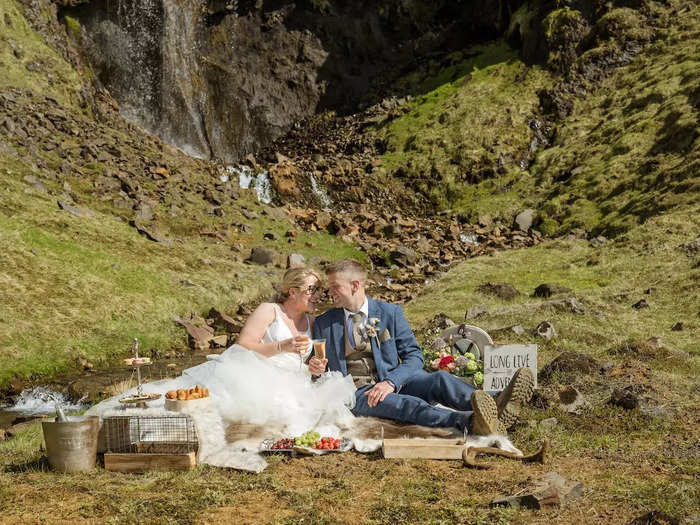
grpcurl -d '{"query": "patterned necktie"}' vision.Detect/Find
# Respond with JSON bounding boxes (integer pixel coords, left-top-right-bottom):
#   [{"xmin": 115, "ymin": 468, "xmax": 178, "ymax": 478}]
[{"xmin": 351, "ymin": 312, "xmax": 369, "ymax": 351}]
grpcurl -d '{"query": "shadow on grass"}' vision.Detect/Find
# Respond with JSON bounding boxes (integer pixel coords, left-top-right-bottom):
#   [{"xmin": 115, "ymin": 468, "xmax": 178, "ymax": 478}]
[{"xmin": 4, "ymin": 455, "xmax": 51, "ymax": 473}]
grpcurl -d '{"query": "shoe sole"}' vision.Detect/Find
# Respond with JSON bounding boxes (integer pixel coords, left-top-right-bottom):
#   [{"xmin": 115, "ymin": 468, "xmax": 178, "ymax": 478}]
[
  {"xmin": 498, "ymin": 368, "xmax": 535, "ymax": 429},
  {"xmin": 471, "ymin": 391, "xmax": 506, "ymax": 435}
]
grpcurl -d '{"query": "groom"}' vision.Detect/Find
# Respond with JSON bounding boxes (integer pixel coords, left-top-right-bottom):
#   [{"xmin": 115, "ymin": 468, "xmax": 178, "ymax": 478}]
[{"xmin": 310, "ymin": 258, "xmax": 534, "ymax": 435}]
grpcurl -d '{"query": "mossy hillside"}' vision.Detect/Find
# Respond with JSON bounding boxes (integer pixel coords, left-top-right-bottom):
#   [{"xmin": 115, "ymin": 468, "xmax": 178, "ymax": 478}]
[
  {"xmin": 0, "ymin": 0, "xmax": 83, "ymax": 108},
  {"xmin": 532, "ymin": 5, "xmax": 700, "ymax": 235},
  {"xmin": 406, "ymin": 204, "xmax": 700, "ymax": 363},
  {"xmin": 377, "ymin": 41, "xmax": 553, "ymax": 213}
]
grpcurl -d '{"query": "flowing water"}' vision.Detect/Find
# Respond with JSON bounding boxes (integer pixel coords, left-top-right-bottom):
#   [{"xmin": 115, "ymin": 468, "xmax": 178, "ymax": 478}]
[
  {"xmin": 228, "ymin": 165, "xmax": 274, "ymax": 203},
  {"xmin": 2, "ymin": 387, "xmax": 87, "ymax": 417},
  {"xmin": 309, "ymin": 172, "xmax": 332, "ymax": 209}
]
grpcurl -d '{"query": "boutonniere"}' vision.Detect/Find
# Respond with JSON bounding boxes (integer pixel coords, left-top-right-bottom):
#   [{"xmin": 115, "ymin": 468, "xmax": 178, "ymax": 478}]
[{"xmin": 366, "ymin": 318, "xmax": 391, "ymax": 345}]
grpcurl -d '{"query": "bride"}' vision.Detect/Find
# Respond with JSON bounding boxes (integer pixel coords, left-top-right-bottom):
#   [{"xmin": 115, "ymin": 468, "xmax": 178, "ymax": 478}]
[{"xmin": 181, "ymin": 266, "xmax": 356, "ymax": 434}]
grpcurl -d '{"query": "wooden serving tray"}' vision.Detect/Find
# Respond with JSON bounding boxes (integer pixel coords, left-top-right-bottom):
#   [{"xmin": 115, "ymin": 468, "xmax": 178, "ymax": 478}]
[
  {"xmin": 382, "ymin": 438, "xmax": 466, "ymax": 460},
  {"xmin": 104, "ymin": 452, "xmax": 196, "ymax": 472}
]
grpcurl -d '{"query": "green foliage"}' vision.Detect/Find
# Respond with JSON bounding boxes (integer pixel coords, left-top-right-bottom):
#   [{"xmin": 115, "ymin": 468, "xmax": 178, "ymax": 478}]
[{"xmin": 0, "ymin": 0, "xmax": 83, "ymax": 107}]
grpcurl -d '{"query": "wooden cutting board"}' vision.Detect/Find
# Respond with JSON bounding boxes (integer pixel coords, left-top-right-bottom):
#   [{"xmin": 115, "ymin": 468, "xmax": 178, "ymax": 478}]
[{"xmin": 382, "ymin": 439, "xmax": 466, "ymax": 460}]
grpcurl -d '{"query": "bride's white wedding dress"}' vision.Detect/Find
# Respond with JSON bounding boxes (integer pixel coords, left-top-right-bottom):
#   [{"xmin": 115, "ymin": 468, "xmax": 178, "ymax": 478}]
[{"xmin": 87, "ymin": 305, "xmax": 357, "ymax": 472}]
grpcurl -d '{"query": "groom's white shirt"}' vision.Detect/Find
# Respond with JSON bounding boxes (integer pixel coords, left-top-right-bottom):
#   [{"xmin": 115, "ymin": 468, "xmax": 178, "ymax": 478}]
[{"xmin": 343, "ymin": 297, "xmax": 369, "ymax": 343}]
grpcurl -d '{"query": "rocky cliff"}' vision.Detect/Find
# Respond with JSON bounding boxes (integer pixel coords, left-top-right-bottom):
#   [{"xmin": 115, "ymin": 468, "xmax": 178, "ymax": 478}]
[{"xmin": 58, "ymin": 0, "xmax": 525, "ymax": 162}]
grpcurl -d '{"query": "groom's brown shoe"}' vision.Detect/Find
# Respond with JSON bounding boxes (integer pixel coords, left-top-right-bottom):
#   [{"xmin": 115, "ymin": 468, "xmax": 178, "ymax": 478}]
[
  {"xmin": 470, "ymin": 391, "xmax": 506, "ymax": 435},
  {"xmin": 495, "ymin": 367, "xmax": 535, "ymax": 430}
]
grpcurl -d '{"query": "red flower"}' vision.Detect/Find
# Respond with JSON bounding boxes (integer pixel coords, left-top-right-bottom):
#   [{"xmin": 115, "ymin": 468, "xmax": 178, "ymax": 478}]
[{"xmin": 438, "ymin": 355, "xmax": 455, "ymax": 370}]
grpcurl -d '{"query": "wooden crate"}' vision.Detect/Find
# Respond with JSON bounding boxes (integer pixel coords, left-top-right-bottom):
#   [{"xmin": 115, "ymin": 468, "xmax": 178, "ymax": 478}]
[
  {"xmin": 104, "ymin": 451, "xmax": 196, "ymax": 473},
  {"xmin": 382, "ymin": 439, "xmax": 466, "ymax": 460}
]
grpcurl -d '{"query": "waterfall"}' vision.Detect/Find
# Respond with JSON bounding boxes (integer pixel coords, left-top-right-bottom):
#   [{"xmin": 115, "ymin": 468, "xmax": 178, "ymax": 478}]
[
  {"xmin": 309, "ymin": 172, "xmax": 332, "ymax": 209},
  {"xmin": 227, "ymin": 165, "xmax": 274, "ymax": 204}
]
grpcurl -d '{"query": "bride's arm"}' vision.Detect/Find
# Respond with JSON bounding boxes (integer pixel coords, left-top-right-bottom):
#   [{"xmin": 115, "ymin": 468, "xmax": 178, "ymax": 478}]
[{"xmin": 236, "ymin": 303, "xmax": 302, "ymax": 357}]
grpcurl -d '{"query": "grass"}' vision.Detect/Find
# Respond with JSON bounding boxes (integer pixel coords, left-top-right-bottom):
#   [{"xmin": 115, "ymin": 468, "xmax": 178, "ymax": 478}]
[
  {"xmin": 0, "ymin": 0, "xmax": 83, "ymax": 108},
  {"xmin": 378, "ymin": 1, "xmax": 700, "ymax": 234},
  {"xmin": 377, "ymin": 40, "xmax": 553, "ymax": 214}
]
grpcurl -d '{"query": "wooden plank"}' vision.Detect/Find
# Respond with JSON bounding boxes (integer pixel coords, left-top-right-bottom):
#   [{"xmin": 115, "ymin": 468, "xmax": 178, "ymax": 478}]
[
  {"xmin": 382, "ymin": 439, "xmax": 466, "ymax": 460},
  {"xmin": 104, "ymin": 452, "xmax": 196, "ymax": 472}
]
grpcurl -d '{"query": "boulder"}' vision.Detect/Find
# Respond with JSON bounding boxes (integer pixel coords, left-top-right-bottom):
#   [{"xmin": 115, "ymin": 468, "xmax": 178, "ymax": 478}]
[
  {"xmin": 464, "ymin": 305, "xmax": 488, "ymax": 320},
  {"xmin": 286, "ymin": 253, "xmax": 306, "ymax": 268},
  {"xmin": 609, "ymin": 386, "xmax": 639, "ymax": 410},
  {"xmin": 514, "ymin": 209, "xmax": 535, "ymax": 232},
  {"xmin": 246, "ymin": 247, "xmax": 277, "ymax": 266},
  {"xmin": 536, "ymin": 321, "xmax": 556, "ymax": 340},
  {"xmin": 391, "ymin": 246, "xmax": 418, "ymax": 267},
  {"xmin": 207, "ymin": 308, "xmax": 240, "ymax": 333}
]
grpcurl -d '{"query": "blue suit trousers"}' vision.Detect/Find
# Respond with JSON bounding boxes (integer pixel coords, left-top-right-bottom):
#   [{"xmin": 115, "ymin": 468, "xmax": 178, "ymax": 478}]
[{"xmin": 351, "ymin": 370, "xmax": 477, "ymax": 431}]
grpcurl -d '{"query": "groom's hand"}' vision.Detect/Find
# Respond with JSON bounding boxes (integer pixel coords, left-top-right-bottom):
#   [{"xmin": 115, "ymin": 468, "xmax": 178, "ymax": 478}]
[
  {"xmin": 365, "ymin": 381, "xmax": 395, "ymax": 407},
  {"xmin": 308, "ymin": 356, "xmax": 327, "ymax": 375}
]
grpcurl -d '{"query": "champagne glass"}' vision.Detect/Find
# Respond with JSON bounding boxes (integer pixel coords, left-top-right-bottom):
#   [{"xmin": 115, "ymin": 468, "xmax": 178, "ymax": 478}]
[{"xmin": 294, "ymin": 334, "xmax": 310, "ymax": 369}]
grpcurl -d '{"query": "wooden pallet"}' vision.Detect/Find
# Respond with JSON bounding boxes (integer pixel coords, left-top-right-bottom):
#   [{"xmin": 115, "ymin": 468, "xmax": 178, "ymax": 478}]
[
  {"xmin": 104, "ymin": 452, "xmax": 196, "ymax": 472},
  {"xmin": 382, "ymin": 439, "xmax": 466, "ymax": 460}
]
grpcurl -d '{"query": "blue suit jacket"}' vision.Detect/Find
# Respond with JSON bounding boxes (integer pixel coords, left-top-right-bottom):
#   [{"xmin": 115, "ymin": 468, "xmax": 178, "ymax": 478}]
[{"xmin": 312, "ymin": 297, "xmax": 424, "ymax": 391}]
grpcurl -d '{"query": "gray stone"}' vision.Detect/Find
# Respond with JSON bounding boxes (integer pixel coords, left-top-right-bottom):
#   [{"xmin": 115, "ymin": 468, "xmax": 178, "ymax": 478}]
[
  {"xmin": 247, "ymin": 246, "xmax": 277, "ymax": 265},
  {"xmin": 286, "ymin": 253, "xmax": 306, "ymax": 268},
  {"xmin": 609, "ymin": 387, "xmax": 639, "ymax": 410},
  {"xmin": 491, "ymin": 472, "xmax": 583, "ymax": 509},
  {"xmin": 57, "ymin": 200, "xmax": 95, "ymax": 218},
  {"xmin": 557, "ymin": 385, "xmax": 589, "ymax": 414},
  {"xmin": 536, "ymin": 320, "xmax": 556, "ymax": 340},
  {"xmin": 134, "ymin": 201, "xmax": 154, "ymax": 221},
  {"xmin": 679, "ymin": 236, "xmax": 700, "ymax": 256},
  {"xmin": 391, "ymin": 246, "xmax": 418, "ymax": 267},
  {"xmin": 632, "ymin": 298, "xmax": 649, "ymax": 309},
  {"xmin": 514, "ymin": 208, "xmax": 535, "ymax": 232},
  {"xmin": 465, "ymin": 305, "xmax": 488, "ymax": 320}
]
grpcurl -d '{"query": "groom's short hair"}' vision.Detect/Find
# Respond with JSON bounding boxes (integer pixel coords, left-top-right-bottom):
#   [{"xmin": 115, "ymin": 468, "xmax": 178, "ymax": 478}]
[{"xmin": 326, "ymin": 259, "xmax": 366, "ymax": 282}]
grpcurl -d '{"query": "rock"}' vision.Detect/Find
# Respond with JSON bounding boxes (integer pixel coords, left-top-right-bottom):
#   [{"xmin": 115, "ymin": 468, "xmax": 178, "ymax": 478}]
[
  {"xmin": 610, "ymin": 386, "xmax": 639, "ymax": 410},
  {"xmin": 263, "ymin": 232, "xmax": 278, "ymax": 240},
  {"xmin": 491, "ymin": 472, "xmax": 583, "ymax": 509},
  {"xmin": 134, "ymin": 201, "xmax": 154, "ymax": 221},
  {"xmin": 671, "ymin": 322, "xmax": 684, "ymax": 331},
  {"xmin": 464, "ymin": 305, "xmax": 488, "ymax": 320},
  {"xmin": 207, "ymin": 308, "xmax": 240, "ymax": 332},
  {"xmin": 23, "ymin": 174, "xmax": 47, "ymax": 193},
  {"xmin": 608, "ymin": 338, "xmax": 673, "ymax": 359},
  {"xmin": 391, "ymin": 246, "xmax": 418, "ymax": 267},
  {"xmin": 286, "ymin": 253, "xmax": 306, "ymax": 268},
  {"xmin": 154, "ymin": 167, "xmax": 170, "ymax": 179},
  {"xmin": 514, "ymin": 209, "xmax": 535, "ymax": 232},
  {"xmin": 476, "ymin": 282, "xmax": 520, "ymax": 300},
  {"xmin": 314, "ymin": 211, "xmax": 332, "ymax": 230},
  {"xmin": 246, "ymin": 247, "xmax": 277, "ymax": 266},
  {"xmin": 210, "ymin": 335, "xmax": 229, "ymax": 347},
  {"xmin": 174, "ymin": 317, "xmax": 214, "ymax": 350},
  {"xmin": 589, "ymin": 235, "xmax": 607, "ymax": 247},
  {"xmin": 632, "ymin": 299, "xmax": 649, "ymax": 309},
  {"xmin": 540, "ymin": 351, "xmax": 600, "ymax": 382},
  {"xmin": 539, "ymin": 417, "xmax": 558, "ymax": 432},
  {"xmin": 242, "ymin": 209, "xmax": 259, "ymax": 220},
  {"xmin": 430, "ymin": 313, "xmax": 455, "ymax": 330},
  {"xmin": 57, "ymin": 199, "xmax": 95, "ymax": 218},
  {"xmin": 8, "ymin": 376, "xmax": 24, "ymax": 395},
  {"xmin": 129, "ymin": 221, "xmax": 171, "ymax": 244},
  {"xmin": 534, "ymin": 283, "xmax": 572, "ymax": 298},
  {"xmin": 557, "ymin": 385, "xmax": 589, "ymax": 413},
  {"xmin": 536, "ymin": 321, "xmax": 556, "ymax": 340},
  {"xmin": 626, "ymin": 510, "xmax": 680, "ymax": 525}
]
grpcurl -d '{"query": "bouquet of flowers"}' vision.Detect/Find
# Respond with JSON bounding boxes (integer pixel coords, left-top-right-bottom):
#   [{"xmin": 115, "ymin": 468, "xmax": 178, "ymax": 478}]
[{"xmin": 424, "ymin": 337, "xmax": 484, "ymax": 387}]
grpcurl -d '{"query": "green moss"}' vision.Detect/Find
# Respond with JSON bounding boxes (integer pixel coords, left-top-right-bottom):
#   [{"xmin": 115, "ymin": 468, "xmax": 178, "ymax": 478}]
[
  {"xmin": 378, "ymin": 40, "xmax": 553, "ymax": 218},
  {"xmin": 596, "ymin": 8, "xmax": 654, "ymax": 43},
  {"xmin": 0, "ymin": 0, "xmax": 83, "ymax": 107},
  {"xmin": 63, "ymin": 15, "xmax": 81, "ymax": 41}
]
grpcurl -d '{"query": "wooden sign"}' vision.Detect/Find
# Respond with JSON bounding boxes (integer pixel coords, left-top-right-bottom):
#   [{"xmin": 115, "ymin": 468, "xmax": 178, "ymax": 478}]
[{"xmin": 483, "ymin": 344, "xmax": 537, "ymax": 392}]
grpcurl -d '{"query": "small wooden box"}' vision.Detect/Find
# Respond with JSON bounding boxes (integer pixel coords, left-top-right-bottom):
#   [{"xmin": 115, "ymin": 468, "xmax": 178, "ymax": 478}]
[
  {"xmin": 382, "ymin": 439, "xmax": 466, "ymax": 460},
  {"xmin": 164, "ymin": 396, "xmax": 212, "ymax": 414},
  {"xmin": 104, "ymin": 451, "xmax": 196, "ymax": 473}
]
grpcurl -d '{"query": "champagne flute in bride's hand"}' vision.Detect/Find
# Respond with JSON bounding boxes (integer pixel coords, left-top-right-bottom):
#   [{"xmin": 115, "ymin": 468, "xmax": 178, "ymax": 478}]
[{"xmin": 294, "ymin": 334, "xmax": 310, "ymax": 369}]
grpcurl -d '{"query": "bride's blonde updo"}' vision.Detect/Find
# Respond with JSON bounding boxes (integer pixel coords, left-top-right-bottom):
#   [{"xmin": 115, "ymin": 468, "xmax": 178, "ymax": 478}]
[{"xmin": 273, "ymin": 267, "xmax": 322, "ymax": 303}]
